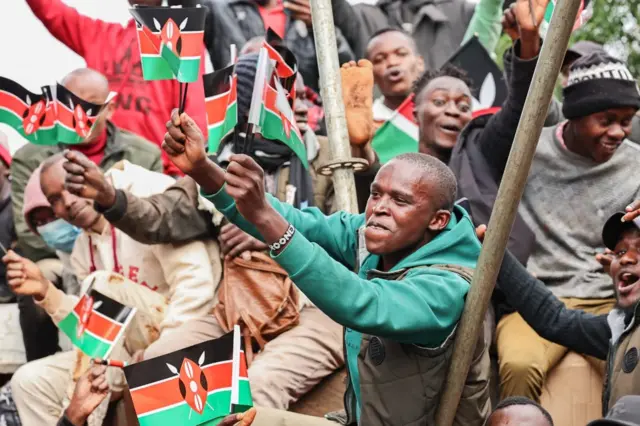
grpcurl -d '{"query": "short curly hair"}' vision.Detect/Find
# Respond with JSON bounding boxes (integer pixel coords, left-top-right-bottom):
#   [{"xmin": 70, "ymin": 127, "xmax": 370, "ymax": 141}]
[{"xmin": 412, "ymin": 64, "xmax": 473, "ymax": 103}]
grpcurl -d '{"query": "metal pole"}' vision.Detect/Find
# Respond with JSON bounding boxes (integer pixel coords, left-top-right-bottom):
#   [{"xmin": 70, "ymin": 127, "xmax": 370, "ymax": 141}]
[
  {"xmin": 435, "ymin": 0, "xmax": 584, "ymax": 424},
  {"xmin": 308, "ymin": 0, "xmax": 359, "ymax": 214}
]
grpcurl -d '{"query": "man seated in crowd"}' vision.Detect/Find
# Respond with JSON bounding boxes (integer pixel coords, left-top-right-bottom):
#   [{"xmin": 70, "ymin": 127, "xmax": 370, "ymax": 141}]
[
  {"xmin": 12, "ymin": 68, "xmax": 163, "ymax": 363},
  {"xmin": 61, "ymin": 53, "xmax": 342, "ymax": 411},
  {"xmin": 487, "ymin": 201, "xmax": 640, "ymax": 413},
  {"xmin": 25, "ymin": 0, "xmax": 207, "ymax": 176},
  {"xmin": 0, "ymin": 131, "xmax": 14, "ymax": 303},
  {"xmin": 162, "ymin": 106, "xmax": 490, "ymax": 424},
  {"xmin": 6, "ymin": 153, "xmax": 222, "ymax": 425},
  {"xmin": 487, "ymin": 48, "xmax": 640, "ymax": 402}
]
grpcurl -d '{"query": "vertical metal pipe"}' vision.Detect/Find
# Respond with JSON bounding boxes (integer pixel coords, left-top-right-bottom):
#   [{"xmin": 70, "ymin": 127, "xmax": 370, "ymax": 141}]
[
  {"xmin": 435, "ymin": 0, "xmax": 584, "ymax": 424},
  {"xmin": 308, "ymin": 0, "xmax": 359, "ymax": 214}
]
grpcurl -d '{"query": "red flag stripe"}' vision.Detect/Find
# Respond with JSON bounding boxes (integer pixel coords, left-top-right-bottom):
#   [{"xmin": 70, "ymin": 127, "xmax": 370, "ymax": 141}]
[
  {"xmin": 72, "ymin": 295, "xmax": 123, "ymax": 342},
  {"xmin": 136, "ymin": 28, "xmax": 203, "ymax": 57},
  {"xmin": 0, "ymin": 91, "xmax": 29, "ymax": 116},
  {"xmin": 205, "ymin": 92, "xmax": 232, "ymax": 126},
  {"xmin": 397, "ymin": 94, "xmax": 416, "ymax": 123},
  {"xmin": 262, "ymin": 42, "xmax": 295, "ymax": 78},
  {"xmin": 129, "ymin": 361, "xmax": 234, "ymax": 414}
]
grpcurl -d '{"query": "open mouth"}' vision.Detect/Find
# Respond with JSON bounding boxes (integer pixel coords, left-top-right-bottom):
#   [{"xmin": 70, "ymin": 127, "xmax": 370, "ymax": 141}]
[
  {"xmin": 385, "ymin": 69, "xmax": 404, "ymax": 83},
  {"xmin": 439, "ymin": 123, "xmax": 461, "ymax": 134},
  {"xmin": 618, "ymin": 271, "xmax": 640, "ymax": 294}
]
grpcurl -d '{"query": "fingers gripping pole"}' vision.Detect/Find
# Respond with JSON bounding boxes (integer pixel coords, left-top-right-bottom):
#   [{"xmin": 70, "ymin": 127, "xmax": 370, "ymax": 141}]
[
  {"xmin": 308, "ymin": 0, "xmax": 359, "ymax": 214},
  {"xmin": 435, "ymin": 0, "xmax": 585, "ymax": 424}
]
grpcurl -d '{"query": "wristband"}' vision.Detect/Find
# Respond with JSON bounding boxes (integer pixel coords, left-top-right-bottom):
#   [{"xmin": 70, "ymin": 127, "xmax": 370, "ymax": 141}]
[{"xmin": 269, "ymin": 224, "xmax": 296, "ymax": 252}]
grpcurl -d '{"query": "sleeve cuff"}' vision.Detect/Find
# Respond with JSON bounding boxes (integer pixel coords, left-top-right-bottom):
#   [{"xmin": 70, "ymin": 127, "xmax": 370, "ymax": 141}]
[
  {"xmin": 270, "ymin": 230, "xmax": 314, "ymax": 280},
  {"xmin": 200, "ymin": 184, "xmax": 236, "ymax": 212},
  {"xmin": 35, "ymin": 281, "xmax": 65, "ymax": 316},
  {"xmin": 95, "ymin": 189, "xmax": 128, "ymax": 222}
]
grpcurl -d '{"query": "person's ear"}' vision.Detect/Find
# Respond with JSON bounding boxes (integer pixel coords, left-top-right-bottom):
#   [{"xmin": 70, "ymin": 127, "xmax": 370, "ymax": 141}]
[
  {"xmin": 415, "ymin": 55, "xmax": 425, "ymax": 75},
  {"xmin": 104, "ymin": 102, "xmax": 116, "ymax": 121},
  {"xmin": 427, "ymin": 209, "xmax": 451, "ymax": 232}
]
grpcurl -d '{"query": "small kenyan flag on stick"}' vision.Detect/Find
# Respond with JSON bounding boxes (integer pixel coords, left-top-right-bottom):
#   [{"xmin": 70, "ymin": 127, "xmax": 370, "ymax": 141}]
[
  {"xmin": 129, "ymin": 5, "xmax": 205, "ymax": 83},
  {"xmin": 58, "ymin": 289, "xmax": 136, "ymax": 359},
  {"xmin": 54, "ymin": 83, "xmax": 115, "ymax": 144},
  {"xmin": 0, "ymin": 77, "xmax": 57, "ymax": 145},
  {"xmin": 124, "ymin": 326, "xmax": 252, "ymax": 426},
  {"xmin": 204, "ymin": 64, "xmax": 237, "ymax": 154},
  {"xmin": 262, "ymin": 28, "xmax": 297, "ymax": 104}
]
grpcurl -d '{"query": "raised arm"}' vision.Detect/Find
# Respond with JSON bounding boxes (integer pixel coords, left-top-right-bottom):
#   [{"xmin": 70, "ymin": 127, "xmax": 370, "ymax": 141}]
[
  {"xmin": 161, "ymin": 110, "xmax": 362, "ymax": 267},
  {"xmin": 497, "ymin": 249, "xmax": 610, "ymax": 359},
  {"xmin": 63, "ymin": 151, "xmax": 217, "ymax": 245},
  {"xmin": 25, "ymin": 0, "xmax": 112, "ymax": 57},
  {"xmin": 462, "ymin": 0, "xmax": 504, "ymax": 53},
  {"xmin": 476, "ymin": 0, "xmax": 546, "ymax": 180}
]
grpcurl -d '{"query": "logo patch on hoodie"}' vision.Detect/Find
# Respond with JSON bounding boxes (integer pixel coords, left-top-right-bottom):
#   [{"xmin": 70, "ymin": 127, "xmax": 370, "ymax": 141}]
[
  {"xmin": 369, "ymin": 337, "xmax": 385, "ymax": 366},
  {"xmin": 623, "ymin": 347, "xmax": 638, "ymax": 373}
]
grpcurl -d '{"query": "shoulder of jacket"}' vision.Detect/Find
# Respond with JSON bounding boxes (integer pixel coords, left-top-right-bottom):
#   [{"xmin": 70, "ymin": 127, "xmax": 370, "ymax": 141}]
[
  {"xmin": 14, "ymin": 143, "xmax": 58, "ymax": 163},
  {"xmin": 114, "ymin": 129, "xmax": 161, "ymax": 153}
]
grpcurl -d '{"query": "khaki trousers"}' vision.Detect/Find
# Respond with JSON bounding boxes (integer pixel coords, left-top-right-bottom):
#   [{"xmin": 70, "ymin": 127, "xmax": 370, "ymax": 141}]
[
  {"xmin": 497, "ymin": 297, "xmax": 616, "ymax": 401},
  {"xmin": 251, "ymin": 407, "xmax": 337, "ymax": 425},
  {"xmin": 12, "ymin": 273, "xmax": 344, "ymax": 424}
]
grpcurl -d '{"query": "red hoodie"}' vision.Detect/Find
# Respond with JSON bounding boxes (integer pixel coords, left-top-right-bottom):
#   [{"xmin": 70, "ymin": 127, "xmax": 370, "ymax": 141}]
[{"xmin": 26, "ymin": 0, "xmax": 208, "ymax": 176}]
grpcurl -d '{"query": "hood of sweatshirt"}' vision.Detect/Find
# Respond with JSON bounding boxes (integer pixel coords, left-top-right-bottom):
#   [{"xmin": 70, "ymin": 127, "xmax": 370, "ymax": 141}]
[{"xmin": 22, "ymin": 166, "xmax": 51, "ymax": 236}]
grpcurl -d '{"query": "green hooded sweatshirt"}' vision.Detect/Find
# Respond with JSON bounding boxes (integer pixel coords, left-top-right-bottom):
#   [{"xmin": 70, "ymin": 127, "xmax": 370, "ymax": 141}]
[{"xmin": 204, "ymin": 186, "xmax": 481, "ymax": 419}]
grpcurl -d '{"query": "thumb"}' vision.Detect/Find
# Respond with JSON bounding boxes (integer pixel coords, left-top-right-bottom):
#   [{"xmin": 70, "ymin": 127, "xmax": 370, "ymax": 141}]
[{"xmin": 179, "ymin": 113, "xmax": 201, "ymax": 139}]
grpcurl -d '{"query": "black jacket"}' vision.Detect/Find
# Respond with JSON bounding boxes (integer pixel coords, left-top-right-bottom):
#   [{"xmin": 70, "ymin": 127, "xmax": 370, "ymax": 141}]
[
  {"xmin": 200, "ymin": 0, "xmax": 355, "ymax": 91},
  {"xmin": 0, "ymin": 192, "xmax": 15, "ymax": 302}
]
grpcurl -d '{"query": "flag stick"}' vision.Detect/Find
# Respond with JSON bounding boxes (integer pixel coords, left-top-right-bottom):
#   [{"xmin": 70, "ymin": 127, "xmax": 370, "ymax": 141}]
[
  {"xmin": 434, "ymin": 0, "xmax": 584, "ymax": 424},
  {"xmin": 91, "ymin": 358, "xmax": 128, "ymax": 368},
  {"xmin": 0, "ymin": 241, "xmax": 8, "ymax": 255},
  {"xmin": 179, "ymin": 83, "xmax": 189, "ymax": 114},
  {"xmin": 308, "ymin": 0, "xmax": 359, "ymax": 214},
  {"xmin": 179, "ymin": 83, "xmax": 183, "ymax": 113},
  {"xmin": 244, "ymin": 124, "xmax": 255, "ymax": 155}
]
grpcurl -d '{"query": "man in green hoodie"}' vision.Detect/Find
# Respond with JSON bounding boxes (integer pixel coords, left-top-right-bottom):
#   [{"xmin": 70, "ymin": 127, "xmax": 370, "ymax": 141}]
[{"xmin": 156, "ymin": 110, "xmax": 489, "ymax": 425}]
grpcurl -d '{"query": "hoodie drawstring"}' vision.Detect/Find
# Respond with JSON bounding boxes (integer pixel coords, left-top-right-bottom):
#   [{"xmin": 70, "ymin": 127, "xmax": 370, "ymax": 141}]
[{"xmin": 88, "ymin": 224, "xmax": 120, "ymax": 274}]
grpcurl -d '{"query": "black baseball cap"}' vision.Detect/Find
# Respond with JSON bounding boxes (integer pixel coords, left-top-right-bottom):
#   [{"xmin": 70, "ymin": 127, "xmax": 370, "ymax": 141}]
[
  {"xmin": 588, "ymin": 396, "xmax": 640, "ymax": 425},
  {"xmin": 563, "ymin": 41, "xmax": 606, "ymax": 68},
  {"xmin": 602, "ymin": 212, "xmax": 640, "ymax": 251}
]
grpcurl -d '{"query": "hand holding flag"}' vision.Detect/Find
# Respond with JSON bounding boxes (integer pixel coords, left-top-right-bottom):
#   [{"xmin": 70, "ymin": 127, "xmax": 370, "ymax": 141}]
[{"xmin": 163, "ymin": 109, "xmax": 209, "ymax": 175}]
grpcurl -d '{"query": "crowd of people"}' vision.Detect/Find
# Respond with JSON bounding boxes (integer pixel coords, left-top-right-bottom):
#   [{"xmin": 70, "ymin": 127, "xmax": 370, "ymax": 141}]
[{"xmin": 1, "ymin": 0, "xmax": 640, "ymax": 425}]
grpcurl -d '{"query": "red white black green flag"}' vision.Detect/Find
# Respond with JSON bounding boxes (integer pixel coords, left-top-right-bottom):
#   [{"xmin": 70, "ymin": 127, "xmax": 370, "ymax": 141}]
[
  {"xmin": 124, "ymin": 326, "xmax": 253, "ymax": 426},
  {"xmin": 0, "ymin": 77, "xmax": 115, "ymax": 145},
  {"xmin": 130, "ymin": 5, "xmax": 205, "ymax": 83},
  {"xmin": 247, "ymin": 49, "xmax": 308, "ymax": 169},
  {"xmin": 204, "ymin": 64, "xmax": 237, "ymax": 154},
  {"xmin": 58, "ymin": 288, "xmax": 136, "ymax": 359}
]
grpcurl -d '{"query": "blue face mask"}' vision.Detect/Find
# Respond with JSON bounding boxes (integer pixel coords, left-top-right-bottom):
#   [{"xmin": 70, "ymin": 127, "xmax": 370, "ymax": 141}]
[{"xmin": 37, "ymin": 219, "xmax": 82, "ymax": 254}]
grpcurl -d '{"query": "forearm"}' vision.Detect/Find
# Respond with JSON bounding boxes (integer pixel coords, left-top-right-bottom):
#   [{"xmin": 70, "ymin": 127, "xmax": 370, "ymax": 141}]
[
  {"xmin": 189, "ymin": 159, "xmax": 226, "ymax": 195},
  {"xmin": 462, "ymin": 0, "xmax": 504, "ymax": 52},
  {"xmin": 497, "ymin": 250, "xmax": 610, "ymax": 359},
  {"xmin": 98, "ymin": 181, "xmax": 216, "ymax": 245}
]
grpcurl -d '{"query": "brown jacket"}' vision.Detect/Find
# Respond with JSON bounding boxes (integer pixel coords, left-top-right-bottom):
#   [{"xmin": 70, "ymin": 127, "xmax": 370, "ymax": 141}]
[
  {"xmin": 605, "ymin": 306, "xmax": 640, "ymax": 411},
  {"xmin": 101, "ymin": 136, "xmax": 334, "ymax": 245},
  {"xmin": 329, "ymin": 264, "xmax": 491, "ymax": 426}
]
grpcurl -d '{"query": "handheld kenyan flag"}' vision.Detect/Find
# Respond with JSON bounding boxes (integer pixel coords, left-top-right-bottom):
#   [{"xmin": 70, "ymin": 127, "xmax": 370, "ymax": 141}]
[
  {"xmin": 124, "ymin": 326, "xmax": 253, "ymax": 426},
  {"xmin": 130, "ymin": 5, "xmax": 205, "ymax": 83},
  {"xmin": 371, "ymin": 94, "xmax": 419, "ymax": 164},
  {"xmin": 262, "ymin": 28, "xmax": 297, "ymax": 102},
  {"xmin": 0, "ymin": 77, "xmax": 57, "ymax": 144},
  {"xmin": 252, "ymin": 75, "xmax": 308, "ymax": 169},
  {"xmin": 58, "ymin": 289, "xmax": 136, "ymax": 359},
  {"xmin": 54, "ymin": 83, "xmax": 110, "ymax": 144},
  {"xmin": 204, "ymin": 65, "xmax": 237, "ymax": 154}
]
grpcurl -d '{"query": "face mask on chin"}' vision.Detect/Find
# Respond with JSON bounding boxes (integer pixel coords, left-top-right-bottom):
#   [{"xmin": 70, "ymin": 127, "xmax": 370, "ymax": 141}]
[{"xmin": 37, "ymin": 219, "xmax": 82, "ymax": 254}]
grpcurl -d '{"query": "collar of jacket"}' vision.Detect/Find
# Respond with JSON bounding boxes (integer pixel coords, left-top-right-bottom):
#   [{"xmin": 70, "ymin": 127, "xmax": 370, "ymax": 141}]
[
  {"xmin": 452, "ymin": 113, "xmax": 491, "ymax": 153},
  {"xmin": 54, "ymin": 121, "xmax": 125, "ymax": 166},
  {"xmin": 608, "ymin": 303, "xmax": 640, "ymax": 346}
]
